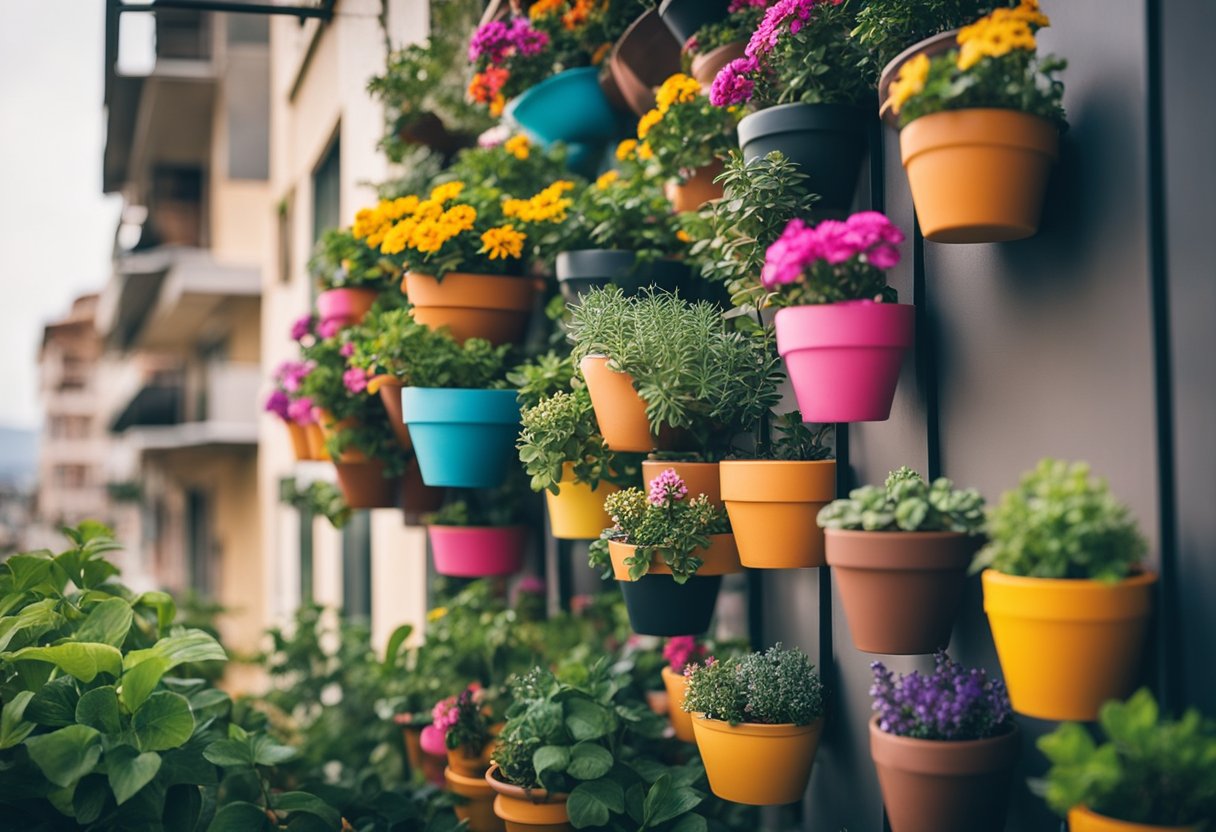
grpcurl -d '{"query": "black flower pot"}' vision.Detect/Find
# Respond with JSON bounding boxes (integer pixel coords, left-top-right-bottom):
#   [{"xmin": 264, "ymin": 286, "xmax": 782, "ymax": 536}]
[
  {"xmin": 618, "ymin": 575, "xmax": 723, "ymax": 636},
  {"xmin": 737, "ymin": 103, "xmax": 871, "ymax": 214},
  {"xmin": 555, "ymin": 249, "xmax": 689, "ymax": 304},
  {"xmin": 658, "ymin": 0, "xmax": 731, "ymax": 45}
]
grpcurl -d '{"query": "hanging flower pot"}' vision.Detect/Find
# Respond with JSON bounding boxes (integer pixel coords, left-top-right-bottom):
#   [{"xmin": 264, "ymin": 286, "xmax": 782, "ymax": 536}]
[
  {"xmin": 486, "ymin": 765, "xmax": 572, "ymax": 832},
  {"xmin": 545, "ymin": 463, "xmax": 620, "ymax": 540},
  {"xmin": 1067, "ymin": 808, "xmax": 1201, "ymax": 832},
  {"xmin": 316, "ymin": 287, "xmax": 379, "ymax": 328},
  {"xmin": 427, "ymin": 525, "xmax": 526, "ymax": 578},
  {"xmin": 690, "ymin": 41, "xmax": 747, "ymax": 90},
  {"xmin": 608, "ymin": 535, "xmax": 739, "ymax": 636},
  {"xmin": 604, "ymin": 9, "xmax": 682, "ymax": 117},
  {"xmin": 660, "ymin": 666, "xmax": 694, "ymax": 743},
  {"xmin": 720, "ymin": 460, "xmax": 835, "ymax": 568},
  {"xmin": 404, "ymin": 272, "xmax": 536, "ymax": 345},
  {"xmin": 334, "ymin": 460, "xmax": 400, "ymax": 510},
  {"xmin": 447, "ymin": 766, "xmax": 506, "ymax": 832},
  {"xmin": 579, "ymin": 356, "xmax": 685, "ymax": 452},
  {"xmin": 505, "ymin": 67, "xmax": 619, "ymax": 148},
  {"xmin": 285, "ymin": 422, "xmax": 311, "ymax": 461},
  {"xmin": 665, "ymin": 159, "xmax": 725, "ymax": 213},
  {"xmin": 693, "ymin": 716, "xmax": 823, "ymax": 805},
  {"xmin": 641, "ymin": 460, "xmax": 722, "ymax": 508},
  {"xmin": 737, "ymin": 104, "xmax": 870, "ymax": 214},
  {"xmin": 369, "ymin": 376, "xmax": 412, "ymax": 450},
  {"xmin": 555, "ymin": 251, "xmax": 688, "ymax": 304},
  {"xmin": 877, "ymin": 30, "xmax": 958, "ymax": 125},
  {"xmin": 775, "ymin": 301, "xmax": 915, "ymax": 423},
  {"xmin": 400, "ymin": 388, "xmax": 521, "ymax": 488},
  {"xmin": 981, "ymin": 570, "xmax": 1157, "ymax": 721},
  {"xmin": 657, "ymin": 0, "xmax": 730, "ymax": 44}
]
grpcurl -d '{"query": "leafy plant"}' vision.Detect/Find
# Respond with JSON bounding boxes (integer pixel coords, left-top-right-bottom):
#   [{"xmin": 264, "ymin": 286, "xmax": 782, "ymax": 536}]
[
  {"xmin": 870, "ymin": 652, "xmax": 1012, "ymax": 741},
  {"xmin": 683, "ymin": 0, "xmax": 773, "ymax": 58},
  {"xmin": 755, "ymin": 411, "xmax": 833, "ymax": 461},
  {"xmin": 634, "ymin": 73, "xmax": 739, "ymax": 181},
  {"xmin": 970, "ymin": 459, "xmax": 1147, "ymax": 581},
  {"xmin": 510, "ymin": 351, "xmax": 578, "ymax": 411},
  {"xmin": 308, "ymin": 227, "xmax": 397, "ymax": 292},
  {"xmin": 517, "ymin": 388, "xmax": 639, "ymax": 494},
  {"xmin": 852, "ymin": 0, "xmax": 1010, "ymax": 68},
  {"xmin": 439, "ymin": 134, "xmax": 575, "ymax": 209},
  {"xmin": 818, "ymin": 466, "xmax": 986, "ymax": 533},
  {"xmin": 1037, "ymin": 689, "xmax": 1216, "ymax": 827},
  {"xmin": 683, "ymin": 644, "xmax": 824, "ymax": 726},
  {"xmin": 350, "ymin": 307, "xmax": 512, "ymax": 390},
  {"xmin": 422, "ymin": 485, "xmax": 522, "ymax": 528},
  {"xmin": 284, "ymin": 479, "xmax": 352, "ymax": 530}
]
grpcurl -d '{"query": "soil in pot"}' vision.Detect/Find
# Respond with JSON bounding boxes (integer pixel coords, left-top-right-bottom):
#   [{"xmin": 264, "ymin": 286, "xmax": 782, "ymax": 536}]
[
  {"xmin": 693, "ymin": 716, "xmax": 824, "ymax": 805},
  {"xmin": 335, "ymin": 460, "xmax": 400, "ymax": 509},
  {"xmin": 900, "ymin": 108, "xmax": 1059, "ymax": 243},
  {"xmin": 316, "ymin": 287, "xmax": 379, "ymax": 328},
  {"xmin": 447, "ymin": 766, "xmax": 506, "ymax": 832},
  {"xmin": 870, "ymin": 718, "xmax": 1019, "ymax": 832},
  {"xmin": 826, "ymin": 529, "xmax": 981, "ymax": 654},
  {"xmin": 428, "ymin": 526, "xmax": 526, "ymax": 578},
  {"xmin": 642, "ymin": 460, "xmax": 722, "ymax": 508},
  {"xmin": 401, "ymin": 387, "xmax": 521, "ymax": 488},
  {"xmin": 545, "ymin": 462, "xmax": 620, "ymax": 540},
  {"xmin": 720, "ymin": 460, "xmax": 835, "ymax": 568},
  {"xmin": 661, "ymin": 665, "xmax": 695, "ymax": 743},
  {"xmin": 1067, "ymin": 807, "xmax": 1201, "ymax": 832},
  {"xmin": 665, "ymin": 159, "xmax": 725, "ymax": 212},
  {"xmin": 982, "ymin": 570, "xmax": 1157, "ymax": 721},
  {"xmin": 691, "ymin": 41, "xmax": 747, "ymax": 90},
  {"xmin": 404, "ymin": 272, "xmax": 536, "ymax": 345},
  {"xmin": 658, "ymin": 0, "xmax": 731, "ymax": 44},
  {"xmin": 580, "ymin": 356, "xmax": 687, "ymax": 452},
  {"xmin": 486, "ymin": 765, "xmax": 572, "ymax": 832}
]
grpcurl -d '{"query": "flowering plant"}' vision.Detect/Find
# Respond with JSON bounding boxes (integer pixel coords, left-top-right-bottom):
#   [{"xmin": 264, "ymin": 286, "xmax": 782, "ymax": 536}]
[
  {"xmin": 869, "ymin": 652, "xmax": 1012, "ymax": 741},
  {"xmin": 662, "ymin": 636, "xmax": 707, "ymax": 674},
  {"xmin": 591, "ymin": 469, "xmax": 731, "ymax": 582},
  {"xmin": 818, "ymin": 466, "xmax": 986, "ymax": 534},
  {"xmin": 308, "ymin": 227, "xmax": 396, "ymax": 291},
  {"xmin": 709, "ymin": 0, "xmax": 873, "ymax": 110},
  {"xmin": 886, "ymin": 1, "xmax": 1066, "ymax": 128},
  {"xmin": 852, "ymin": 0, "xmax": 1008, "ymax": 69},
  {"xmin": 760, "ymin": 210, "xmax": 904, "ymax": 306},
  {"xmin": 434, "ymin": 686, "xmax": 494, "ymax": 756},
  {"xmin": 439, "ymin": 134, "xmax": 574, "ymax": 210},
  {"xmin": 264, "ymin": 358, "xmax": 315, "ymax": 424},
  {"xmin": 517, "ymin": 387, "xmax": 640, "ymax": 494},
  {"xmin": 682, "ymin": 0, "xmax": 774, "ymax": 61},
  {"xmin": 634, "ymin": 73, "xmax": 739, "ymax": 182},
  {"xmin": 683, "ymin": 644, "xmax": 824, "ymax": 726}
]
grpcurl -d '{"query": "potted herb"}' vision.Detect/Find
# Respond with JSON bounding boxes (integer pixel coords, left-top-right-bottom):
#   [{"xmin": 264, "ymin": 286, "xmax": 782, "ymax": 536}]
[
  {"xmin": 972, "ymin": 459, "xmax": 1155, "ymax": 721},
  {"xmin": 762, "ymin": 210, "xmax": 913, "ymax": 422},
  {"xmin": 309, "ymin": 227, "xmax": 394, "ymax": 328},
  {"xmin": 591, "ymin": 468, "xmax": 736, "ymax": 636},
  {"xmin": 660, "ymin": 636, "xmax": 707, "ymax": 742},
  {"xmin": 1038, "ymin": 689, "xmax": 1216, "ymax": 832},
  {"xmin": 709, "ymin": 0, "xmax": 875, "ymax": 212},
  {"xmin": 721, "ymin": 412, "xmax": 835, "ymax": 569},
  {"xmin": 683, "ymin": 644, "xmax": 825, "ymax": 805},
  {"xmin": 883, "ymin": 2, "xmax": 1066, "ymax": 242},
  {"xmin": 681, "ymin": 0, "xmax": 772, "ymax": 89},
  {"xmin": 352, "ymin": 181, "xmax": 538, "ymax": 345},
  {"xmin": 869, "ymin": 653, "xmax": 1018, "ymax": 832},
  {"xmin": 818, "ymin": 467, "xmax": 986, "ymax": 654},
  {"xmin": 424, "ymin": 492, "xmax": 526, "ymax": 579},
  {"xmin": 633, "ymin": 73, "xmax": 739, "ymax": 212}
]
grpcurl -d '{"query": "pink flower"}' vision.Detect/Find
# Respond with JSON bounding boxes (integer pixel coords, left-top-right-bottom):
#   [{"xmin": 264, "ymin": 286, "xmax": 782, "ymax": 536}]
[
  {"xmin": 342, "ymin": 367, "xmax": 368, "ymax": 394},
  {"xmin": 290, "ymin": 314, "xmax": 315, "ymax": 342},
  {"xmin": 431, "ymin": 695, "xmax": 459, "ymax": 734},
  {"xmin": 317, "ymin": 318, "xmax": 343, "ymax": 339},
  {"xmin": 277, "ymin": 360, "xmax": 313, "ymax": 393},
  {"xmin": 647, "ymin": 468, "xmax": 688, "ymax": 506},
  {"xmin": 710, "ymin": 56, "xmax": 758, "ymax": 106},
  {"xmin": 761, "ymin": 212, "xmax": 904, "ymax": 290},
  {"xmin": 264, "ymin": 390, "xmax": 290, "ymax": 420},
  {"xmin": 663, "ymin": 637, "xmax": 707, "ymax": 673},
  {"xmin": 867, "ymin": 244, "xmax": 901, "ymax": 270},
  {"xmin": 287, "ymin": 396, "xmax": 316, "ymax": 425},
  {"xmin": 760, "ymin": 218, "xmax": 815, "ymax": 288},
  {"xmin": 340, "ymin": 341, "xmax": 355, "ymax": 358}
]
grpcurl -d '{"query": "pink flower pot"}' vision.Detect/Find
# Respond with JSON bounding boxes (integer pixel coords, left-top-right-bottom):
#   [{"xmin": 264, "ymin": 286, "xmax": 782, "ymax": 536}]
[
  {"xmin": 427, "ymin": 526, "xmax": 526, "ymax": 578},
  {"xmin": 420, "ymin": 724, "xmax": 448, "ymax": 757},
  {"xmin": 316, "ymin": 287, "xmax": 378, "ymax": 328},
  {"xmin": 775, "ymin": 301, "xmax": 915, "ymax": 422}
]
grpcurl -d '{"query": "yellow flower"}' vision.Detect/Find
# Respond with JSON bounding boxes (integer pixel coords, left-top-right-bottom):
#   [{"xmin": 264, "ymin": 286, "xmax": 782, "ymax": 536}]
[
  {"xmin": 380, "ymin": 218, "xmax": 416, "ymax": 255},
  {"xmin": 413, "ymin": 199, "xmax": 444, "ymax": 221},
  {"xmin": 529, "ymin": 0, "xmax": 563, "ymax": 19},
  {"xmin": 427, "ymin": 606, "xmax": 448, "ymax": 622},
  {"xmin": 956, "ymin": 2, "xmax": 1041, "ymax": 71},
  {"xmin": 442, "ymin": 204, "xmax": 477, "ymax": 232},
  {"xmin": 888, "ymin": 53, "xmax": 930, "ymax": 115},
  {"xmin": 595, "ymin": 170, "xmax": 619, "ymax": 189},
  {"xmin": 655, "ymin": 73, "xmax": 702, "ymax": 113},
  {"xmin": 502, "ymin": 181, "xmax": 574, "ymax": 223},
  {"xmin": 637, "ymin": 108, "xmax": 663, "ymax": 139},
  {"xmin": 616, "ymin": 139, "xmax": 638, "ymax": 160},
  {"xmin": 490, "ymin": 94, "xmax": 505, "ymax": 118},
  {"xmin": 429, "ymin": 181, "xmax": 464, "ymax": 204},
  {"xmin": 676, "ymin": 229, "xmax": 692, "ymax": 243},
  {"xmin": 504, "ymin": 134, "xmax": 530, "ymax": 160},
  {"xmin": 480, "ymin": 225, "xmax": 526, "ymax": 260},
  {"xmin": 636, "ymin": 141, "xmax": 654, "ymax": 161}
]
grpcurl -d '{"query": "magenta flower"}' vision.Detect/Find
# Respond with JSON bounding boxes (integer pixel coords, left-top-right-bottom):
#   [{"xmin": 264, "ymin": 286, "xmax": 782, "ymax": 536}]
[
  {"xmin": 647, "ymin": 468, "xmax": 689, "ymax": 507},
  {"xmin": 728, "ymin": 0, "xmax": 772, "ymax": 11},
  {"xmin": 339, "ymin": 341, "xmax": 355, "ymax": 358},
  {"xmin": 264, "ymin": 389, "xmax": 290, "ymax": 420},
  {"xmin": 277, "ymin": 360, "xmax": 313, "ymax": 393},
  {"xmin": 342, "ymin": 367, "xmax": 368, "ymax": 395},
  {"xmin": 663, "ymin": 636, "xmax": 707, "ymax": 674},
  {"xmin": 710, "ymin": 56, "xmax": 758, "ymax": 106},
  {"xmin": 746, "ymin": 0, "xmax": 838, "ymax": 57},
  {"xmin": 761, "ymin": 212, "xmax": 904, "ymax": 290},
  {"xmin": 287, "ymin": 396, "xmax": 316, "ymax": 425},
  {"xmin": 290, "ymin": 314, "xmax": 315, "ymax": 342},
  {"xmin": 468, "ymin": 17, "xmax": 548, "ymax": 64},
  {"xmin": 430, "ymin": 695, "xmax": 459, "ymax": 735},
  {"xmin": 317, "ymin": 317, "xmax": 343, "ymax": 339}
]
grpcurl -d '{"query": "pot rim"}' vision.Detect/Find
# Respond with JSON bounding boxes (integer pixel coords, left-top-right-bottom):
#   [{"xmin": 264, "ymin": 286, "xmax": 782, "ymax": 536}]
[
  {"xmin": 1067, "ymin": 806, "xmax": 1201, "ymax": 831},
  {"xmin": 899, "ymin": 108, "xmax": 1061, "ymax": 155},
  {"xmin": 877, "ymin": 28, "xmax": 960, "ymax": 125},
  {"xmin": 445, "ymin": 764, "xmax": 495, "ymax": 792},
  {"xmin": 609, "ymin": 534, "xmax": 741, "ymax": 579},
  {"xmin": 738, "ymin": 101, "xmax": 870, "ymax": 143},
  {"xmin": 981, "ymin": 568, "xmax": 1158, "ymax": 591},
  {"xmin": 484, "ymin": 764, "xmax": 570, "ymax": 803},
  {"xmin": 428, "ymin": 524, "xmax": 527, "ymax": 534},
  {"xmin": 692, "ymin": 713, "xmax": 824, "ymax": 738},
  {"xmin": 505, "ymin": 66, "xmax": 602, "ymax": 118},
  {"xmin": 825, "ymin": 527, "xmax": 982, "ymax": 571},
  {"xmin": 400, "ymin": 387, "xmax": 521, "ymax": 426}
]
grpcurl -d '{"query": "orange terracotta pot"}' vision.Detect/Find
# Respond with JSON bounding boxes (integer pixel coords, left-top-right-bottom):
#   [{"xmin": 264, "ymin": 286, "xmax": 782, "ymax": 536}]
[
  {"xmin": 399, "ymin": 722, "xmax": 446, "ymax": 785},
  {"xmin": 447, "ymin": 766, "xmax": 506, "ymax": 832},
  {"xmin": 334, "ymin": 460, "xmax": 400, "ymax": 509},
  {"xmin": 371, "ymin": 376, "xmax": 413, "ymax": 451},
  {"xmin": 448, "ymin": 739, "xmax": 496, "ymax": 778},
  {"xmin": 305, "ymin": 423, "xmax": 329, "ymax": 461},
  {"xmin": 665, "ymin": 159, "xmax": 725, "ymax": 213},
  {"xmin": 486, "ymin": 765, "xmax": 572, "ymax": 832},
  {"xmin": 1068, "ymin": 807, "xmax": 1200, "ymax": 832},
  {"xmin": 580, "ymin": 356, "xmax": 685, "ymax": 452},
  {"xmin": 720, "ymin": 460, "xmax": 835, "ymax": 569},
  {"xmin": 692, "ymin": 715, "xmax": 824, "ymax": 805},
  {"xmin": 286, "ymin": 422, "xmax": 311, "ymax": 461},
  {"xmin": 690, "ymin": 41, "xmax": 747, "ymax": 90},
  {"xmin": 315, "ymin": 410, "xmax": 363, "ymax": 462},
  {"xmin": 608, "ymin": 534, "xmax": 741, "ymax": 580},
  {"xmin": 982, "ymin": 570, "xmax": 1157, "ymax": 721},
  {"xmin": 900, "ymin": 108, "xmax": 1059, "ymax": 243},
  {"xmin": 642, "ymin": 460, "xmax": 722, "ymax": 509},
  {"xmin": 404, "ymin": 272, "xmax": 536, "ymax": 345},
  {"xmin": 661, "ymin": 666, "xmax": 694, "ymax": 743}
]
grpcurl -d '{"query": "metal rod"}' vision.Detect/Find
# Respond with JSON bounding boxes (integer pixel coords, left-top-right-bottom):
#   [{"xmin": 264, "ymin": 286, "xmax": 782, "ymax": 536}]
[{"xmin": 117, "ymin": 1, "xmax": 332, "ymax": 19}]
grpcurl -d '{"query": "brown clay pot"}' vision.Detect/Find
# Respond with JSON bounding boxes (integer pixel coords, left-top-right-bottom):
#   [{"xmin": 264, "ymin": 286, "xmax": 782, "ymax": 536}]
[
  {"xmin": 1067, "ymin": 807, "xmax": 1201, "ymax": 832},
  {"xmin": 404, "ymin": 272, "xmax": 536, "ymax": 345},
  {"xmin": 286, "ymin": 422, "xmax": 311, "ymax": 461},
  {"xmin": 370, "ymin": 376, "xmax": 412, "ymax": 450},
  {"xmin": 579, "ymin": 356, "xmax": 685, "ymax": 452},
  {"xmin": 448, "ymin": 740, "xmax": 496, "ymax": 778},
  {"xmin": 661, "ymin": 665, "xmax": 694, "ymax": 742},
  {"xmin": 447, "ymin": 765, "xmax": 506, "ymax": 832},
  {"xmin": 877, "ymin": 29, "xmax": 959, "ymax": 127},
  {"xmin": 305, "ymin": 423, "xmax": 329, "ymax": 461},
  {"xmin": 720, "ymin": 460, "xmax": 835, "ymax": 569},
  {"xmin": 642, "ymin": 460, "xmax": 722, "ymax": 508},
  {"xmin": 486, "ymin": 765, "xmax": 572, "ymax": 832},
  {"xmin": 315, "ymin": 409, "xmax": 362, "ymax": 462},
  {"xmin": 334, "ymin": 460, "xmax": 401, "ymax": 509},
  {"xmin": 400, "ymin": 459, "xmax": 445, "ymax": 524},
  {"xmin": 605, "ymin": 9, "xmax": 682, "ymax": 116},
  {"xmin": 690, "ymin": 40, "xmax": 747, "ymax": 90},
  {"xmin": 870, "ymin": 718, "xmax": 1019, "ymax": 832},
  {"xmin": 825, "ymin": 529, "xmax": 981, "ymax": 654},
  {"xmin": 665, "ymin": 159, "xmax": 725, "ymax": 212}
]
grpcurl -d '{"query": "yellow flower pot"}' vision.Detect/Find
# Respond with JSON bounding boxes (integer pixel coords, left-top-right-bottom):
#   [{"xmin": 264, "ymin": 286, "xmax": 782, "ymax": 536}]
[
  {"xmin": 691, "ymin": 715, "xmax": 824, "ymax": 806},
  {"xmin": 544, "ymin": 464, "xmax": 620, "ymax": 540},
  {"xmin": 447, "ymin": 766, "xmax": 506, "ymax": 832},
  {"xmin": 661, "ymin": 666, "xmax": 694, "ymax": 743},
  {"xmin": 982, "ymin": 570, "xmax": 1157, "ymax": 721},
  {"xmin": 1068, "ymin": 807, "xmax": 1200, "ymax": 832}
]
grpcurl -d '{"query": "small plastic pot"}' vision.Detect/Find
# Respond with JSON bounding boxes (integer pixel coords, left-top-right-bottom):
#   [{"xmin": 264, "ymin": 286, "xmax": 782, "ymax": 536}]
[
  {"xmin": 555, "ymin": 250, "xmax": 688, "ymax": 304},
  {"xmin": 544, "ymin": 463, "xmax": 620, "ymax": 540},
  {"xmin": 316, "ymin": 287, "xmax": 379, "ymax": 328},
  {"xmin": 609, "ymin": 535, "xmax": 740, "ymax": 636},
  {"xmin": 661, "ymin": 666, "xmax": 694, "ymax": 743},
  {"xmin": 693, "ymin": 715, "xmax": 824, "ymax": 805},
  {"xmin": 720, "ymin": 460, "xmax": 836, "ymax": 569},
  {"xmin": 506, "ymin": 67, "xmax": 619, "ymax": 147},
  {"xmin": 401, "ymin": 387, "xmax": 521, "ymax": 488},
  {"xmin": 427, "ymin": 525, "xmax": 526, "ymax": 578}
]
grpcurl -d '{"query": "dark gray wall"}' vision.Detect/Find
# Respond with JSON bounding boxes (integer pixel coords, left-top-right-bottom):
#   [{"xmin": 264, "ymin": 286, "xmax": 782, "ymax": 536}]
[{"xmin": 756, "ymin": 1, "xmax": 1216, "ymax": 830}]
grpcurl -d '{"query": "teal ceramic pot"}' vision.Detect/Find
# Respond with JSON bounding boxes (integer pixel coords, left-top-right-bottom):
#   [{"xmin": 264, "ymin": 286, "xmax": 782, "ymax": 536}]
[
  {"xmin": 506, "ymin": 67, "xmax": 619, "ymax": 146},
  {"xmin": 400, "ymin": 388, "xmax": 521, "ymax": 488}
]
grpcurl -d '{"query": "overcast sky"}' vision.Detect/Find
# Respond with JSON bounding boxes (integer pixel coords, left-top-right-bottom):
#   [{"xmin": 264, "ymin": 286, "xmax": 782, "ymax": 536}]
[{"xmin": 0, "ymin": 1, "xmax": 124, "ymax": 429}]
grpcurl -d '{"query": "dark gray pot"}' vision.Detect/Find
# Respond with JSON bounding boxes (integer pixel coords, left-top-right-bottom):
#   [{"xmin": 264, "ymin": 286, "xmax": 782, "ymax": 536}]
[
  {"xmin": 737, "ymin": 103, "xmax": 871, "ymax": 213},
  {"xmin": 658, "ymin": 0, "xmax": 731, "ymax": 45},
  {"xmin": 555, "ymin": 249, "xmax": 690, "ymax": 303}
]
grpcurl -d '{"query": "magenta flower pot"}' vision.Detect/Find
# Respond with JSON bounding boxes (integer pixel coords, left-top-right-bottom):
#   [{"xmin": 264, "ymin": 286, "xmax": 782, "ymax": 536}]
[
  {"xmin": 427, "ymin": 525, "xmax": 526, "ymax": 578},
  {"xmin": 420, "ymin": 724, "xmax": 447, "ymax": 757},
  {"xmin": 316, "ymin": 287, "xmax": 378, "ymax": 328},
  {"xmin": 775, "ymin": 301, "xmax": 915, "ymax": 422}
]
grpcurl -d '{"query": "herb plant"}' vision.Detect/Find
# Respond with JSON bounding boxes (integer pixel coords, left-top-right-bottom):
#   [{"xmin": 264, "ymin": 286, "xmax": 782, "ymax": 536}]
[
  {"xmin": 970, "ymin": 459, "xmax": 1147, "ymax": 581},
  {"xmin": 683, "ymin": 644, "xmax": 824, "ymax": 726},
  {"xmin": 509, "ymin": 351, "xmax": 578, "ymax": 410},
  {"xmin": 350, "ymin": 307, "xmax": 512, "ymax": 390},
  {"xmin": 517, "ymin": 388, "xmax": 639, "ymax": 494},
  {"xmin": 1037, "ymin": 689, "xmax": 1216, "ymax": 827},
  {"xmin": 870, "ymin": 652, "xmax": 1012, "ymax": 741},
  {"xmin": 818, "ymin": 467, "xmax": 986, "ymax": 534},
  {"xmin": 755, "ymin": 411, "xmax": 833, "ymax": 461},
  {"xmin": 852, "ymin": 0, "xmax": 1010, "ymax": 68}
]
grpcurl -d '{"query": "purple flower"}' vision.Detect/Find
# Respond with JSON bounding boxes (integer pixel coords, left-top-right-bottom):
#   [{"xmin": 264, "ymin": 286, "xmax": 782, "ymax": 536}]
[
  {"xmin": 870, "ymin": 652, "xmax": 1011, "ymax": 741},
  {"xmin": 468, "ymin": 17, "xmax": 548, "ymax": 64},
  {"xmin": 287, "ymin": 396, "xmax": 317, "ymax": 425},
  {"xmin": 290, "ymin": 314, "xmax": 315, "ymax": 342},
  {"xmin": 746, "ymin": 0, "xmax": 837, "ymax": 58},
  {"xmin": 342, "ymin": 367, "xmax": 368, "ymax": 394},
  {"xmin": 710, "ymin": 56, "xmax": 758, "ymax": 106},
  {"xmin": 340, "ymin": 341, "xmax": 355, "ymax": 358},
  {"xmin": 317, "ymin": 317, "xmax": 343, "ymax": 339},
  {"xmin": 264, "ymin": 389, "xmax": 290, "ymax": 420},
  {"xmin": 647, "ymin": 468, "xmax": 689, "ymax": 507},
  {"xmin": 277, "ymin": 360, "xmax": 313, "ymax": 393},
  {"xmin": 761, "ymin": 211, "xmax": 904, "ymax": 290},
  {"xmin": 510, "ymin": 17, "xmax": 549, "ymax": 57}
]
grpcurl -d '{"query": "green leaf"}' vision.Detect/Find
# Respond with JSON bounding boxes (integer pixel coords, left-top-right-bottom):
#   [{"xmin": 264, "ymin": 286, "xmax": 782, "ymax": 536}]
[
  {"xmin": 76, "ymin": 685, "xmax": 123, "ymax": 734},
  {"xmin": 275, "ymin": 791, "xmax": 342, "ymax": 826},
  {"xmin": 668, "ymin": 813, "xmax": 708, "ymax": 832},
  {"xmin": 4, "ymin": 642, "xmax": 122, "ymax": 682},
  {"xmin": 642, "ymin": 775, "xmax": 702, "ymax": 828},
  {"xmin": 132, "ymin": 691, "xmax": 195, "ymax": 752},
  {"xmin": 567, "ymin": 742, "xmax": 613, "ymax": 780},
  {"xmin": 106, "ymin": 744, "xmax": 163, "ymax": 804},
  {"xmin": 564, "ymin": 697, "xmax": 614, "ymax": 742},
  {"xmin": 26, "ymin": 675, "xmax": 81, "ymax": 727},
  {"xmin": 207, "ymin": 800, "xmax": 272, "ymax": 832},
  {"xmin": 533, "ymin": 745, "xmax": 571, "ymax": 780},
  {"xmin": 382, "ymin": 623, "xmax": 412, "ymax": 669},
  {"xmin": 3, "ymin": 553, "xmax": 55, "ymax": 592},
  {"xmin": 0, "ymin": 690, "xmax": 36, "ymax": 749},
  {"xmin": 0, "ymin": 598, "xmax": 63, "ymax": 651},
  {"xmin": 163, "ymin": 783, "xmax": 203, "ymax": 831},
  {"xmin": 203, "ymin": 738, "xmax": 254, "ymax": 768},
  {"xmin": 76, "ymin": 597, "xmax": 134, "ymax": 647},
  {"xmin": 135, "ymin": 591, "xmax": 177, "ymax": 633},
  {"xmin": 73, "ymin": 773, "xmax": 110, "ymax": 824},
  {"xmin": 25, "ymin": 723, "xmax": 102, "ymax": 787},
  {"xmin": 122, "ymin": 630, "xmax": 226, "ymax": 711},
  {"xmin": 568, "ymin": 778, "xmax": 624, "ymax": 829},
  {"xmin": 250, "ymin": 733, "xmax": 298, "ymax": 767}
]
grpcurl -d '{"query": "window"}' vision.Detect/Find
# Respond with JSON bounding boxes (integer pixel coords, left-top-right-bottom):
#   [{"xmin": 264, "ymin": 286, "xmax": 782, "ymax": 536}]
[
  {"xmin": 310, "ymin": 132, "xmax": 340, "ymax": 302},
  {"xmin": 186, "ymin": 489, "xmax": 216, "ymax": 596}
]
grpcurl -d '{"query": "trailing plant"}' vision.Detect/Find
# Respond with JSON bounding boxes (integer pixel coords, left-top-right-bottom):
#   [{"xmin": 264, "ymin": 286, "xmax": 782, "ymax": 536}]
[
  {"xmin": 284, "ymin": 478, "xmax": 352, "ymax": 530},
  {"xmin": 754, "ymin": 411, "xmax": 833, "ymax": 461},
  {"xmin": 591, "ymin": 468, "xmax": 730, "ymax": 583},
  {"xmin": 709, "ymin": 0, "xmax": 874, "ymax": 110},
  {"xmin": 886, "ymin": 1, "xmax": 1066, "ymax": 128},
  {"xmin": 682, "ymin": 0, "xmax": 774, "ymax": 60},
  {"xmin": 517, "ymin": 388, "xmax": 639, "ymax": 494},
  {"xmin": 683, "ymin": 644, "xmax": 824, "ymax": 726},
  {"xmin": 852, "ymin": 0, "xmax": 1010, "ymax": 68},
  {"xmin": 568, "ymin": 287, "xmax": 784, "ymax": 459},
  {"xmin": 1037, "ymin": 688, "xmax": 1216, "ymax": 827},
  {"xmin": 634, "ymin": 73, "xmax": 739, "ymax": 182},
  {"xmin": 970, "ymin": 458, "xmax": 1147, "ymax": 581},
  {"xmin": 870, "ymin": 652, "xmax": 1012, "ymax": 741},
  {"xmin": 350, "ymin": 307, "xmax": 512, "ymax": 391},
  {"xmin": 308, "ymin": 227, "xmax": 397, "ymax": 292},
  {"xmin": 818, "ymin": 466, "xmax": 986, "ymax": 534}
]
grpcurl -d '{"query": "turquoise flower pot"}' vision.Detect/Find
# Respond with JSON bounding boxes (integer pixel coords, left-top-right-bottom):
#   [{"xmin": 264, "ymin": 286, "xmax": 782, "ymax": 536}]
[
  {"xmin": 506, "ymin": 67, "xmax": 619, "ymax": 146},
  {"xmin": 400, "ymin": 388, "xmax": 521, "ymax": 488}
]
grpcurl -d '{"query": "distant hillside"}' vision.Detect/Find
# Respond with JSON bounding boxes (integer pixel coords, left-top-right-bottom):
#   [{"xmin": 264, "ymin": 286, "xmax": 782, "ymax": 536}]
[{"xmin": 0, "ymin": 426, "xmax": 39, "ymax": 488}]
